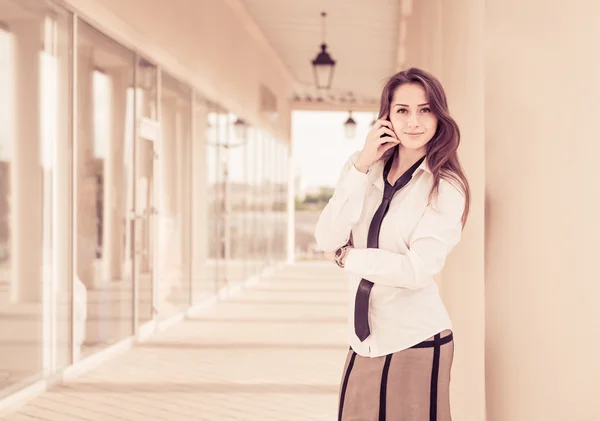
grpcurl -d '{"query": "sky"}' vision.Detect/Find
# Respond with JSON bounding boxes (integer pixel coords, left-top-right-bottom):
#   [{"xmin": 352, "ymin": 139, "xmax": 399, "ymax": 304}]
[{"xmin": 292, "ymin": 110, "xmax": 377, "ymax": 191}]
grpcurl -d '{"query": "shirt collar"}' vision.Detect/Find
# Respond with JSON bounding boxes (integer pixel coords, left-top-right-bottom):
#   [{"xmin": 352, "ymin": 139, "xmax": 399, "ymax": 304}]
[{"xmin": 370, "ymin": 155, "xmax": 431, "ymax": 192}]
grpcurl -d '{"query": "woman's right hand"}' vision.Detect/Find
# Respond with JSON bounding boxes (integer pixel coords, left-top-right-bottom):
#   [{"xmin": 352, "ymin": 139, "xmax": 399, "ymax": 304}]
[{"xmin": 354, "ymin": 117, "xmax": 400, "ymax": 173}]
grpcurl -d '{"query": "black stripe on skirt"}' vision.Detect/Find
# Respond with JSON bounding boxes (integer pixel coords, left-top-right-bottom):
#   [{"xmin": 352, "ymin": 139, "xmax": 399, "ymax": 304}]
[{"xmin": 338, "ymin": 350, "xmax": 357, "ymax": 421}]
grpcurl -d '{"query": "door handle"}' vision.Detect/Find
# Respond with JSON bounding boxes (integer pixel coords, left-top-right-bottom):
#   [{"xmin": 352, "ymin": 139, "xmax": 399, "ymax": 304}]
[{"xmin": 129, "ymin": 209, "xmax": 147, "ymax": 220}]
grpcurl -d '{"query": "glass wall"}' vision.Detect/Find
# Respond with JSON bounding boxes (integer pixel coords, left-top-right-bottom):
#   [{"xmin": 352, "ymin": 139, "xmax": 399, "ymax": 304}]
[
  {"xmin": 0, "ymin": 0, "xmax": 72, "ymax": 396},
  {"xmin": 0, "ymin": 0, "xmax": 291, "ymax": 401},
  {"xmin": 273, "ymin": 140, "xmax": 289, "ymax": 262},
  {"xmin": 245, "ymin": 126, "xmax": 261, "ymax": 279},
  {"xmin": 190, "ymin": 96, "xmax": 213, "ymax": 304},
  {"xmin": 156, "ymin": 71, "xmax": 192, "ymax": 319},
  {"xmin": 253, "ymin": 131, "xmax": 266, "ymax": 272},
  {"xmin": 214, "ymin": 109, "xmax": 229, "ymax": 290},
  {"xmin": 75, "ymin": 20, "xmax": 135, "ymax": 358},
  {"xmin": 204, "ymin": 104, "xmax": 221, "ymax": 296},
  {"xmin": 259, "ymin": 131, "xmax": 275, "ymax": 269},
  {"xmin": 134, "ymin": 57, "xmax": 158, "ymax": 327},
  {"xmin": 226, "ymin": 113, "xmax": 248, "ymax": 287}
]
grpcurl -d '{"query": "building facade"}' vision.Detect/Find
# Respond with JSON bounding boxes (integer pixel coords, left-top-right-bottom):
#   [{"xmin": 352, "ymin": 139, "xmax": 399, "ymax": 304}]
[{"xmin": 0, "ymin": 0, "xmax": 292, "ymax": 401}]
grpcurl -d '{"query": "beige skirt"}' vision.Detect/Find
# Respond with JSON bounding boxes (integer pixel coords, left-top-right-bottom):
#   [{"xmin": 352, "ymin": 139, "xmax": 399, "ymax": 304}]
[{"xmin": 338, "ymin": 330, "xmax": 454, "ymax": 421}]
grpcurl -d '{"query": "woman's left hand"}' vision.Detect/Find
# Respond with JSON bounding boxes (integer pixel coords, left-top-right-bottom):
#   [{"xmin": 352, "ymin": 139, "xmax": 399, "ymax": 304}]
[{"xmin": 341, "ymin": 246, "xmax": 352, "ymax": 266}]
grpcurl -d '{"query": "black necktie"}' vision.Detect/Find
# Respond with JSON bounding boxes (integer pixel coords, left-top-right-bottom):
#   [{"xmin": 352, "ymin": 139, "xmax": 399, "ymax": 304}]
[{"xmin": 354, "ymin": 154, "xmax": 425, "ymax": 342}]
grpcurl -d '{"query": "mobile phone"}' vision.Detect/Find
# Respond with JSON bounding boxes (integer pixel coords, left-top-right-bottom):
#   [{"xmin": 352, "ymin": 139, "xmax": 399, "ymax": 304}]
[{"xmin": 380, "ymin": 116, "xmax": 392, "ymax": 138}]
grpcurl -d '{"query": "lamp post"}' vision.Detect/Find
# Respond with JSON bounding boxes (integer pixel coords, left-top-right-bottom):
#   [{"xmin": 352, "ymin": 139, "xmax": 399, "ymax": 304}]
[
  {"xmin": 206, "ymin": 119, "xmax": 247, "ymax": 281},
  {"xmin": 311, "ymin": 12, "xmax": 336, "ymax": 89}
]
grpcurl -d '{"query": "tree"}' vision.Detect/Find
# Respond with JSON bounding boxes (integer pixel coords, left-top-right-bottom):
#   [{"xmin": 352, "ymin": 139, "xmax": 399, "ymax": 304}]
[{"xmin": 295, "ymin": 185, "xmax": 334, "ymax": 210}]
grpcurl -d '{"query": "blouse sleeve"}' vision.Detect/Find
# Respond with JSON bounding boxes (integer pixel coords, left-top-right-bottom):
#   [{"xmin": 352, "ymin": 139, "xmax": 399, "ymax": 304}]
[
  {"xmin": 313, "ymin": 152, "xmax": 370, "ymax": 252},
  {"xmin": 343, "ymin": 178, "xmax": 466, "ymax": 289}
]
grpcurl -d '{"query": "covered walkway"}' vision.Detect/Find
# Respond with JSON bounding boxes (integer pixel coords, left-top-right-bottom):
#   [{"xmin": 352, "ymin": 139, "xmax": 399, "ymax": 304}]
[{"xmin": 0, "ymin": 262, "xmax": 347, "ymax": 421}]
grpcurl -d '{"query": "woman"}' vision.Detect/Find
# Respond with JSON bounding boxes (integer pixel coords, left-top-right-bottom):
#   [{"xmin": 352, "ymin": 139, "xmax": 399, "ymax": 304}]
[{"xmin": 314, "ymin": 67, "xmax": 470, "ymax": 421}]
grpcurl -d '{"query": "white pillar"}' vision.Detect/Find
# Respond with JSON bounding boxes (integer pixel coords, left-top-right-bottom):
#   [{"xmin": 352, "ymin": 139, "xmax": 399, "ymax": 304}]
[
  {"xmin": 286, "ymin": 139, "xmax": 295, "ymax": 264},
  {"xmin": 404, "ymin": 1, "xmax": 486, "ymax": 419},
  {"xmin": 160, "ymin": 97, "xmax": 177, "ymax": 216},
  {"xmin": 134, "ymin": 85, "xmax": 155, "ymax": 320},
  {"xmin": 156, "ymin": 95, "xmax": 178, "ymax": 303},
  {"xmin": 191, "ymin": 99, "xmax": 209, "ymax": 301},
  {"xmin": 177, "ymin": 102, "xmax": 191, "ymax": 268},
  {"xmin": 10, "ymin": 21, "xmax": 42, "ymax": 302},
  {"xmin": 75, "ymin": 44, "xmax": 97, "ymax": 290},
  {"xmin": 485, "ymin": 1, "xmax": 600, "ymax": 420},
  {"xmin": 103, "ymin": 68, "xmax": 128, "ymax": 283},
  {"xmin": 53, "ymin": 14, "xmax": 73, "ymax": 369},
  {"xmin": 438, "ymin": 1, "xmax": 486, "ymax": 420},
  {"xmin": 399, "ymin": 0, "xmax": 443, "ymax": 75}
]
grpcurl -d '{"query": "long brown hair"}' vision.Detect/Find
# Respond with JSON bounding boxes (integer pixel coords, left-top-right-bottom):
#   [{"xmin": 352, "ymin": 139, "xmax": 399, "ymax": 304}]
[{"xmin": 378, "ymin": 67, "xmax": 470, "ymax": 227}]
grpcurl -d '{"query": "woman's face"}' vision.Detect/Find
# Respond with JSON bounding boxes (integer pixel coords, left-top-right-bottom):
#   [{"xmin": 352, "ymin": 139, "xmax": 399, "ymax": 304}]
[{"xmin": 388, "ymin": 83, "xmax": 438, "ymax": 153}]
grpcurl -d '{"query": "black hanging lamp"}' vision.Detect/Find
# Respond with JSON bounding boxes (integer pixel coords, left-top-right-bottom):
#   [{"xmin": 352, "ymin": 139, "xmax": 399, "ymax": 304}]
[
  {"xmin": 311, "ymin": 12, "xmax": 336, "ymax": 90},
  {"xmin": 344, "ymin": 111, "xmax": 357, "ymax": 139},
  {"xmin": 370, "ymin": 113, "xmax": 377, "ymax": 127},
  {"xmin": 233, "ymin": 117, "xmax": 247, "ymax": 140}
]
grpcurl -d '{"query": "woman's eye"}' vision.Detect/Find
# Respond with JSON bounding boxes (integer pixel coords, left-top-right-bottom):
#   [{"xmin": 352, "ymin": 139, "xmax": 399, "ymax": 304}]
[
  {"xmin": 397, "ymin": 109, "xmax": 407, "ymax": 114},
  {"xmin": 420, "ymin": 107, "xmax": 431, "ymax": 113}
]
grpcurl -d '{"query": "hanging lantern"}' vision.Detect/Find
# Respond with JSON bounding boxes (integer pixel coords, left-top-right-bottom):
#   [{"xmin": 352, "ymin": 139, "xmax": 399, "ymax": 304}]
[
  {"xmin": 370, "ymin": 113, "xmax": 377, "ymax": 127},
  {"xmin": 344, "ymin": 111, "xmax": 357, "ymax": 139},
  {"xmin": 233, "ymin": 117, "xmax": 247, "ymax": 140},
  {"xmin": 311, "ymin": 12, "xmax": 336, "ymax": 90}
]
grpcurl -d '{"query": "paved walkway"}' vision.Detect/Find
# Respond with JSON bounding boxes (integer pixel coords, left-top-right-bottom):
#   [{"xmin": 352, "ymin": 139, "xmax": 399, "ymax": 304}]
[{"xmin": 1, "ymin": 262, "xmax": 349, "ymax": 421}]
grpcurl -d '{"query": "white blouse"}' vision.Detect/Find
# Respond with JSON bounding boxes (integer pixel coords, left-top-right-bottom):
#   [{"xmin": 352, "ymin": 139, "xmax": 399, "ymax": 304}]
[{"xmin": 314, "ymin": 151, "xmax": 466, "ymax": 358}]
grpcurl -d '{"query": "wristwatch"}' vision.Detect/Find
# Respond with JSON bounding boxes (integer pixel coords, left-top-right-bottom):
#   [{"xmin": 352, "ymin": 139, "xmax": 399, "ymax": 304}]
[{"xmin": 334, "ymin": 245, "xmax": 351, "ymax": 268}]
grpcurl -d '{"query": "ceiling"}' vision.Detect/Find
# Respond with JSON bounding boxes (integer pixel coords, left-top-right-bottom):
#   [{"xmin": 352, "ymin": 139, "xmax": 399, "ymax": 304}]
[
  {"xmin": 240, "ymin": 0, "xmax": 402, "ymax": 107},
  {"xmin": 0, "ymin": 0, "xmax": 59, "ymax": 22}
]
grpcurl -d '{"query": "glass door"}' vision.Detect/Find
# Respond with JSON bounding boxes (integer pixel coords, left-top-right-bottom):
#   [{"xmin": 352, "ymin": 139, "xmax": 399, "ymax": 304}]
[
  {"xmin": 133, "ymin": 57, "xmax": 158, "ymax": 333},
  {"xmin": 75, "ymin": 19, "xmax": 135, "ymax": 359},
  {"xmin": 0, "ymin": 0, "xmax": 72, "ymax": 394},
  {"xmin": 156, "ymin": 71, "xmax": 192, "ymax": 319}
]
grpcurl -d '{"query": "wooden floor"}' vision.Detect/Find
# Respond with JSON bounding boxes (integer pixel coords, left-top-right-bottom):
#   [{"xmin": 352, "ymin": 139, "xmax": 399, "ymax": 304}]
[{"xmin": 0, "ymin": 261, "xmax": 348, "ymax": 421}]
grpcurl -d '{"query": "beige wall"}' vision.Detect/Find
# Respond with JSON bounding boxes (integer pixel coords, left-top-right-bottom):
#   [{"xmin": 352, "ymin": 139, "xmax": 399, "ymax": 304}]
[
  {"xmin": 61, "ymin": 0, "xmax": 294, "ymax": 143},
  {"xmin": 485, "ymin": 0, "xmax": 600, "ymax": 420},
  {"xmin": 403, "ymin": 1, "xmax": 487, "ymax": 420},
  {"xmin": 405, "ymin": 0, "xmax": 600, "ymax": 419},
  {"xmin": 438, "ymin": 1, "xmax": 486, "ymax": 420}
]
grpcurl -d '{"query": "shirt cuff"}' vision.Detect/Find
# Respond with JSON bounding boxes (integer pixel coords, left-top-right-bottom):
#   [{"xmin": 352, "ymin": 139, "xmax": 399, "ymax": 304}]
[{"xmin": 344, "ymin": 248, "xmax": 361, "ymax": 272}]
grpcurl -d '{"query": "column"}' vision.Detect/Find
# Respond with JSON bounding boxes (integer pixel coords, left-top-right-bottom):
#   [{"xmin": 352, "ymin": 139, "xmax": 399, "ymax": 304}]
[
  {"xmin": 103, "ymin": 68, "xmax": 128, "ymax": 283},
  {"xmin": 404, "ymin": 1, "xmax": 486, "ymax": 419},
  {"xmin": 177, "ymin": 101, "xmax": 191, "ymax": 301},
  {"xmin": 135, "ymin": 86, "xmax": 154, "ymax": 320},
  {"xmin": 398, "ymin": 0, "xmax": 443, "ymax": 75},
  {"xmin": 176, "ymin": 103, "xmax": 191, "ymax": 268},
  {"xmin": 286, "ymin": 140, "xmax": 295, "ymax": 263},
  {"xmin": 75, "ymin": 44, "xmax": 97, "ymax": 290},
  {"xmin": 438, "ymin": 1, "xmax": 486, "ymax": 420},
  {"xmin": 54, "ymin": 13, "xmax": 74, "ymax": 370},
  {"xmin": 10, "ymin": 21, "xmax": 42, "ymax": 302},
  {"xmin": 485, "ymin": 1, "xmax": 600, "ymax": 420},
  {"xmin": 160, "ymin": 97, "xmax": 177, "ymax": 216},
  {"xmin": 157, "ymin": 96, "xmax": 177, "ymax": 304},
  {"xmin": 191, "ymin": 100, "xmax": 209, "ymax": 302}
]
